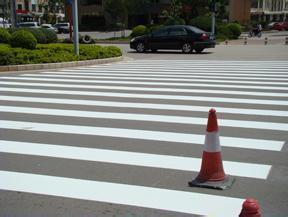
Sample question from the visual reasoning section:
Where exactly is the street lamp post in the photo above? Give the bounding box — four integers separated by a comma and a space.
211, 0, 216, 39
72, 0, 79, 56
10, 0, 17, 27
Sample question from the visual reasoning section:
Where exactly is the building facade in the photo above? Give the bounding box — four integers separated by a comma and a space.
78, 0, 170, 30
250, 0, 288, 21
229, 0, 251, 24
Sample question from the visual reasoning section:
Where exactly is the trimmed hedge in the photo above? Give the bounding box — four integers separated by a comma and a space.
9, 27, 58, 44
10, 30, 37, 49
225, 23, 242, 39
131, 25, 149, 37
189, 16, 211, 32
0, 43, 122, 65
0, 28, 11, 43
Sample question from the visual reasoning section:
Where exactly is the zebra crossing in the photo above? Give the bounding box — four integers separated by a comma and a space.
0, 60, 287, 217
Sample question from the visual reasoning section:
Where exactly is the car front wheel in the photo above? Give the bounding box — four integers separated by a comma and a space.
182, 43, 192, 54
136, 42, 146, 53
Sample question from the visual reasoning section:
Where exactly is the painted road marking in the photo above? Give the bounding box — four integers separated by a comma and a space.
2, 76, 287, 91
0, 120, 283, 151
20, 74, 288, 86
0, 87, 287, 106
1, 81, 287, 97
0, 105, 287, 132
0, 170, 244, 217
0, 95, 287, 117
0, 140, 271, 179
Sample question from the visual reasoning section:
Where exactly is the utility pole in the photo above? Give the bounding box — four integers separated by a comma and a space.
72, 0, 79, 56
211, 0, 216, 39
10, 0, 17, 27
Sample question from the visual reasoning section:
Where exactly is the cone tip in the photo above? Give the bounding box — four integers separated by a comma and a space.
209, 108, 216, 114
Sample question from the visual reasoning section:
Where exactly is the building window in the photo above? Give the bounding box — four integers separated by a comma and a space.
17, 4, 22, 10
32, 4, 36, 11
285, 0, 288, 10
251, 0, 258, 8
38, 5, 42, 12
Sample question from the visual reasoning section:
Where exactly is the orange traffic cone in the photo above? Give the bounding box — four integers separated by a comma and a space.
239, 198, 261, 217
188, 108, 234, 190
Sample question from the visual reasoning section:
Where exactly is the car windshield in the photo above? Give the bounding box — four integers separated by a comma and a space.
187, 26, 205, 33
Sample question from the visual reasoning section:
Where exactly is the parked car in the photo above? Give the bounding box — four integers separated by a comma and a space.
53, 23, 70, 33
267, 22, 277, 30
41, 24, 58, 32
272, 22, 288, 31
130, 25, 215, 54
0, 18, 11, 28
17, 22, 40, 28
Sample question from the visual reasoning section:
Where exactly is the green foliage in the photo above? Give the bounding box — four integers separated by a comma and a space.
0, 28, 11, 43
164, 17, 185, 26
39, 28, 58, 43
10, 30, 37, 50
0, 44, 122, 65
225, 23, 242, 39
23, 28, 47, 43
131, 25, 149, 37
189, 16, 211, 31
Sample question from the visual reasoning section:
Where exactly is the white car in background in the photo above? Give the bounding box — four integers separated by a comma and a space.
18, 22, 40, 28
41, 24, 58, 32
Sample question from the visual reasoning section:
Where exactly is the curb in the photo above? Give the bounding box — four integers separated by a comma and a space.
0, 56, 124, 73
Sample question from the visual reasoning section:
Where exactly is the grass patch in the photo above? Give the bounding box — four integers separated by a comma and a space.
0, 43, 122, 65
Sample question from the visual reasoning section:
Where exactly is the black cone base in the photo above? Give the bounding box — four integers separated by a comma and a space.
188, 176, 235, 190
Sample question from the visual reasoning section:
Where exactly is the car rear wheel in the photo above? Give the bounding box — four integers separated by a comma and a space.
182, 43, 192, 54
136, 42, 146, 53
195, 48, 204, 54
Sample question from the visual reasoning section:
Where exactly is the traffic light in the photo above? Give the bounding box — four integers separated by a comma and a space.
210, 0, 217, 12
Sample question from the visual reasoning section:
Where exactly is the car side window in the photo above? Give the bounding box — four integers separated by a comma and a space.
152, 29, 168, 37
169, 28, 187, 36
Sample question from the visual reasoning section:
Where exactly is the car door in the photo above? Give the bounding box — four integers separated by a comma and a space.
166, 27, 189, 49
149, 28, 169, 50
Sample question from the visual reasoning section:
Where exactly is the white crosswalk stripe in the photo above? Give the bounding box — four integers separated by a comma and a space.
0, 60, 287, 217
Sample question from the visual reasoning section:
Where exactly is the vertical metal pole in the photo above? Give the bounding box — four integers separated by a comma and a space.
11, 0, 17, 27
72, 0, 79, 56
211, 0, 216, 39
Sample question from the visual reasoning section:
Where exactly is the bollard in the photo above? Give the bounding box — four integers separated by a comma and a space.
285, 37, 288, 45
239, 198, 261, 217
244, 37, 247, 45
225, 40, 228, 45
264, 37, 268, 45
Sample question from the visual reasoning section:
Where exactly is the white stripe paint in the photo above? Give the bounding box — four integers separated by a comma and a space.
62, 69, 288, 77
1, 95, 287, 117
0, 140, 271, 179
40, 71, 288, 81
0, 120, 283, 151
0, 170, 244, 217
0, 87, 287, 106
1, 105, 287, 132
1, 81, 287, 97
2, 77, 288, 91
20, 74, 288, 85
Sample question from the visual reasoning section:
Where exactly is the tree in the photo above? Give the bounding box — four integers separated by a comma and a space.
162, 0, 185, 25
40, 0, 65, 24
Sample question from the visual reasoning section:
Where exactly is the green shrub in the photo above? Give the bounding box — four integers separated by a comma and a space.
10, 30, 37, 49
0, 28, 11, 43
217, 25, 232, 39
131, 25, 149, 37
23, 28, 47, 43
39, 28, 58, 43
0, 43, 122, 65
189, 16, 211, 31
225, 23, 242, 39
164, 17, 185, 26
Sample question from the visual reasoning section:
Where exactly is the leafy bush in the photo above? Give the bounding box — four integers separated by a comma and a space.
23, 28, 47, 43
131, 25, 149, 37
0, 44, 122, 65
225, 23, 242, 39
189, 16, 211, 31
10, 30, 37, 50
164, 17, 185, 26
217, 25, 232, 39
0, 28, 11, 43
39, 28, 58, 43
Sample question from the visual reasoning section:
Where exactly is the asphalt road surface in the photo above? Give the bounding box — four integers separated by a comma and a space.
0, 58, 287, 217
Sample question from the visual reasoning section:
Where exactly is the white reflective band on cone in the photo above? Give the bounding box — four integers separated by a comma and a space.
204, 132, 221, 152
